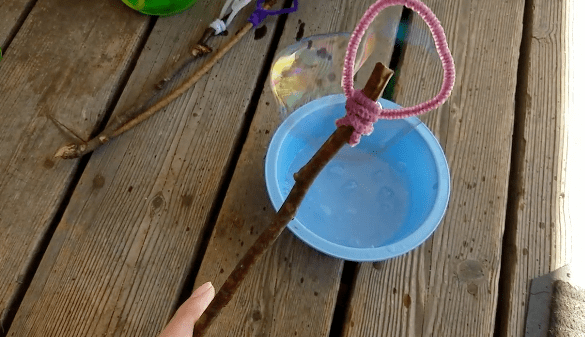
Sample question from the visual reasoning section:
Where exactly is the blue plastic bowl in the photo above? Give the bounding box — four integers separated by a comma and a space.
265, 94, 450, 261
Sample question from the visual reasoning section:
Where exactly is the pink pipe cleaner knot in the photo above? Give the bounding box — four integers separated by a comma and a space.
336, 89, 383, 146
337, 0, 456, 146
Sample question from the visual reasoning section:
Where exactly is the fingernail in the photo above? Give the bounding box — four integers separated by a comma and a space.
191, 282, 213, 298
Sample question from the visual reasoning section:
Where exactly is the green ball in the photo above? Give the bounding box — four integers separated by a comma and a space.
121, 0, 198, 16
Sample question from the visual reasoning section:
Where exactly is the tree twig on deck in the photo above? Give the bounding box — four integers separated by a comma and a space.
54, 0, 277, 159
192, 62, 394, 337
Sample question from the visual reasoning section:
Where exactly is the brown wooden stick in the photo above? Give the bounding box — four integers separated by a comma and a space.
54, 1, 277, 159
54, 26, 252, 159
155, 27, 215, 90
192, 62, 393, 337
104, 26, 218, 136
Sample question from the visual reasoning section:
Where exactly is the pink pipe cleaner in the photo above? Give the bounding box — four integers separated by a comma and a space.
336, 0, 456, 146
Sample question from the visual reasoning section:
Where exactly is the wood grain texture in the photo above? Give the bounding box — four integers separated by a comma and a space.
343, 1, 524, 336
565, 1, 585, 284
6, 0, 282, 336
0, 0, 35, 49
192, 1, 402, 336
0, 0, 149, 331
500, 0, 572, 335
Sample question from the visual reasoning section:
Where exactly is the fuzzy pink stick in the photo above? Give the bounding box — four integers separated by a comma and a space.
337, 0, 456, 145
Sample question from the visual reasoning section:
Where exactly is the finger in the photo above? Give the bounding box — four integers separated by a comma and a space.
157, 282, 215, 337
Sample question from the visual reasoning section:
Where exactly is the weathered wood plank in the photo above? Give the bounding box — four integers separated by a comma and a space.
0, 0, 35, 49
6, 1, 285, 336
0, 0, 149, 331
343, 1, 524, 336
499, 0, 572, 335
192, 1, 402, 336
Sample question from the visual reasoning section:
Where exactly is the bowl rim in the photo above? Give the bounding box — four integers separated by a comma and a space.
265, 94, 450, 262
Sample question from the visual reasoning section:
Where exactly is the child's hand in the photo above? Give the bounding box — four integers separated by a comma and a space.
158, 282, 215, 337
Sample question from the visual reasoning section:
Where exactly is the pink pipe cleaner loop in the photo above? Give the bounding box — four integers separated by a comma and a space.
336, 0, 456, 146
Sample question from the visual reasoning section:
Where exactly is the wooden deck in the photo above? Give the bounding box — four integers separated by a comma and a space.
0, 0, 578, 336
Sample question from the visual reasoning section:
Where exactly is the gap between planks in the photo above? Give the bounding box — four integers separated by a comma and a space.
382, 8, 412, 101
0, 0, 39, 52
494, 0, 533, 334
0, 155, 88, 337
495, 0, 573, 335
329, 7, 411, 337
88, 16, 159, 141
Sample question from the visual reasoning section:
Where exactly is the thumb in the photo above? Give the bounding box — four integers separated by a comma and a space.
158, 282, 215, 337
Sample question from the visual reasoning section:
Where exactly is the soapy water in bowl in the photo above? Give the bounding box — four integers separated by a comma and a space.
269, 8, 443, 250
283, 143, 410, 248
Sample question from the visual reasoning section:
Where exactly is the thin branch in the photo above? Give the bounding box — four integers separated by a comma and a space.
98, 27, 217, 146
54, 1, 277, 159
155, 27, 215, 90
192, 63, 394, 337
45, 113, 86, 143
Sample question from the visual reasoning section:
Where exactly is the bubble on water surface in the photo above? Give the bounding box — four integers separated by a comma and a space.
328, 164, 346, 176
342, 180, 358, 191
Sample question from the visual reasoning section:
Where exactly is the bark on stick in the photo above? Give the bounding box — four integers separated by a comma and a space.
192, 62, 393, 337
